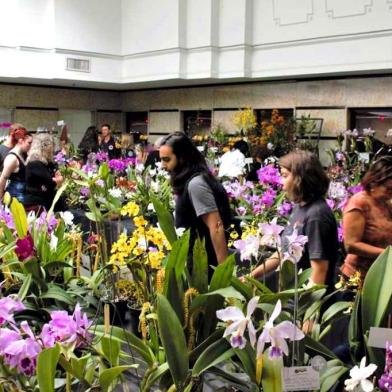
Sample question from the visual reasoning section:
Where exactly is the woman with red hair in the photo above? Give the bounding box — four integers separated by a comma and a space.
0, 127, 32, 203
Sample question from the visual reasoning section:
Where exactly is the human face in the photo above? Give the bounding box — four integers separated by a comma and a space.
101, 126, 110, 139
159, 145, 177, 172
280, 167, 294, 199
20, 136, 32, 153
370, 179, 392, 201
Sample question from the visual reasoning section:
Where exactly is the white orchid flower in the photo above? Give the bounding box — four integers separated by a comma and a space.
259, 217, 284, 248
256, 300, 304, 359
60, 211, 74, 226
233, 235, 260, 262
49, 233, 58, 251
344, 357, 377, 392
283, 229, 308, 264
216, 296, 259, 349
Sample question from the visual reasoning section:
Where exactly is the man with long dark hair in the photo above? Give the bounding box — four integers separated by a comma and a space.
159, 132, 231, 270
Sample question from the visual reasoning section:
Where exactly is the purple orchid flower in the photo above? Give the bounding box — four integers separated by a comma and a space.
277, 201, 293, 217
379, 342, 392, 391
257, 165, 282, 187
256, 300, 304, 359
3, 321, 42, 376
0, 297, 25, 325
216, 296, 259, 349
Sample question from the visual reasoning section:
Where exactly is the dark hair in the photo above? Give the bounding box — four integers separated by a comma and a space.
361, 156, 392, 192
101, 124, 111, 130
233, 140, 249, 156
160, 132, 211, 193
279, 150, 329, 203
78, 126, 99, 158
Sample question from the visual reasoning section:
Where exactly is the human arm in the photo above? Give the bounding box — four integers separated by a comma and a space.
247, 251, 280, 279
0, 155, 18, 198
201, 211, 228, 264
343, 209, 385, 258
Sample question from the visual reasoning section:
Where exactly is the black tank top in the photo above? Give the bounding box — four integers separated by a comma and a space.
8, 152, 26, 183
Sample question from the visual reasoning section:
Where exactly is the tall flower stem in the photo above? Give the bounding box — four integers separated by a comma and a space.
292, 261, 299, 367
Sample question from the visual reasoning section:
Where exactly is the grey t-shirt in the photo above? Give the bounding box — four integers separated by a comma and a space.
0, 144, 10, 172
187, 174, 218, 217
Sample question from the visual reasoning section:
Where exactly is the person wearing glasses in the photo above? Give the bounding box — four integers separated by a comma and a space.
342, 156, 392, 279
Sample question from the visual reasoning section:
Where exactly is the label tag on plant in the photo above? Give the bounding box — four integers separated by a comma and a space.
358, 152, 370, 163
196, 146, 204, 152
282, 366, 320, 391
245, 157, 253, 164
368, 327, 392, 348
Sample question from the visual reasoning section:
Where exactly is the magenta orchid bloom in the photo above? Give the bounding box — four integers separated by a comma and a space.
216, 296, 259, 349
3, 321, 42, 376
15, 234, 36, 261
0, 296, 25, 325
256, 300, 304, 359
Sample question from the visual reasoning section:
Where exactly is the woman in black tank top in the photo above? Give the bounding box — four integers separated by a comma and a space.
0, 128, 32, 204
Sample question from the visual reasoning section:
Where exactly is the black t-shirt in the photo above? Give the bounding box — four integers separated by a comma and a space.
281, 198, 338, 291
99, 136, 120, 159
25, 161, 57, 210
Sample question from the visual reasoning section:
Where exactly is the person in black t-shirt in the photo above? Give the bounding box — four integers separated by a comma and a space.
159, 132, 231, 268
99, 124, 120, 159
24, 133, 65, 212
248, 150, 338, 292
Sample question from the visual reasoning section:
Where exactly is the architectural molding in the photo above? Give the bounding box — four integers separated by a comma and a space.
325, 0, 373, 19
272, 0, 314, 26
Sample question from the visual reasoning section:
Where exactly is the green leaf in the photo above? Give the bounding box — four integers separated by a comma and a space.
151, 194, 177, 245
189, 329, 224, 364
192, 238, 208, 293
93, 325, 155, 367
99, 365, 137, 392
17, 273, 32, 301
262, 352, 283, 392
100, 335, 120, 367
156, 294, 189, 388
321, 301, 351, 325
303, 335, 337, 360
280, 260, 295, 290
37, 344, 60, 392
10, 198, 27, 238
320, 362, 349, 392
203, 255, 235, 339
348, 293, 363, 363
362, 246, 392, 331
70, 354, 91, 381
234, 344, 256, 383
192, 338, 233, 376
41, 284, 75, 305
230, 276, 253, 301
47, 180, 68, 218
205, 286, 245, 301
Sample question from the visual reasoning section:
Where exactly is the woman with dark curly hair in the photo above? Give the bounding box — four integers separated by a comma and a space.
249, 150, 338, 291
342, 156, 392, 278
77, 126, 99, 163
